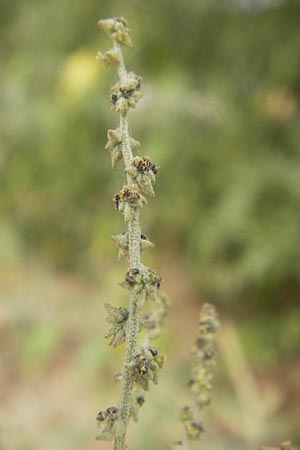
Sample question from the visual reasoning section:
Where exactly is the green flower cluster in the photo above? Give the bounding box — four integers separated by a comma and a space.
126, 347, 165, 391
96, 47, 120, 68
104, 302, 156, 348
125, 156, 159, 197
110, 72, 142, 115
120, 265, 162, 306
104, 303, 129, 347
113, 184, 147, 222
98, 17, 133, 48
96, 406, 119, 441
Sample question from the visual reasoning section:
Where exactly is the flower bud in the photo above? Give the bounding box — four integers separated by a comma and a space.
98, 17, 133, 48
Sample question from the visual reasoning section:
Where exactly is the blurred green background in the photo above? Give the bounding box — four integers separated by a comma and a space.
1, 0, 300, 449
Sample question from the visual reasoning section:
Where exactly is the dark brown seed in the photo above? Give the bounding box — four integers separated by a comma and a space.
107, 406, 118, 415
96, 410, 105, 422
148, 347, 158, 357
111, 94, 118, 104
116, 17, 127, 27
136, 395, 145, 406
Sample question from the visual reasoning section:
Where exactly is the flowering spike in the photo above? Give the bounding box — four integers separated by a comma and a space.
97, 18, 167, 450
178, 303, 219, 444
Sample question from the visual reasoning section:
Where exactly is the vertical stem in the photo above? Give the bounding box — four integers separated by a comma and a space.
112, 41, 142, 450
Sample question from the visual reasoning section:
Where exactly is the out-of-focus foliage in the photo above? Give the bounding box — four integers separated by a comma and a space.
1, 0, 300, 302
1, 263, 299, 450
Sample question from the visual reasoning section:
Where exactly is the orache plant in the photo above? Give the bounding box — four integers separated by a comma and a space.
96, 17, 166, 450
95, 17, 220, 450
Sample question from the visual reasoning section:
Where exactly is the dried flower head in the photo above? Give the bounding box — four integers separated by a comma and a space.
125, 156, 159, 197
126, 347, 165, 391
113, 184, 147, 222
120, 266, 162, 306
96, 406, 119, 441
111, 73, 142, 115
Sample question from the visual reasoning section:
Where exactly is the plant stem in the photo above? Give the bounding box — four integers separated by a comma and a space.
113, 41, 142, 450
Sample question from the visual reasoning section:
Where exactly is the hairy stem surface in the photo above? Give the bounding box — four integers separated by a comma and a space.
113, 41, 141, 450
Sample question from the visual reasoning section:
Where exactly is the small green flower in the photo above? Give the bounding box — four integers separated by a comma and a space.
126, 347, 165, 391
120, 266, 162, 306
97, 48, 120, 67
104, 302, 155, 347
104, 303, 129, 347
140, 233, 155, 251
113, 185, 147, 222
105, 128, 123, 168
110, 232, 129, 259
105, 302, 129, 324
110, 72, 142, 115
95, 406, 119, 441
98, 17, 133, 48
105, 128, 140, 168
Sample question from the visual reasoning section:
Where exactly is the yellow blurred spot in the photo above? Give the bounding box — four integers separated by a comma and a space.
262, 88, 297, 122
60, 48, 101, 98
